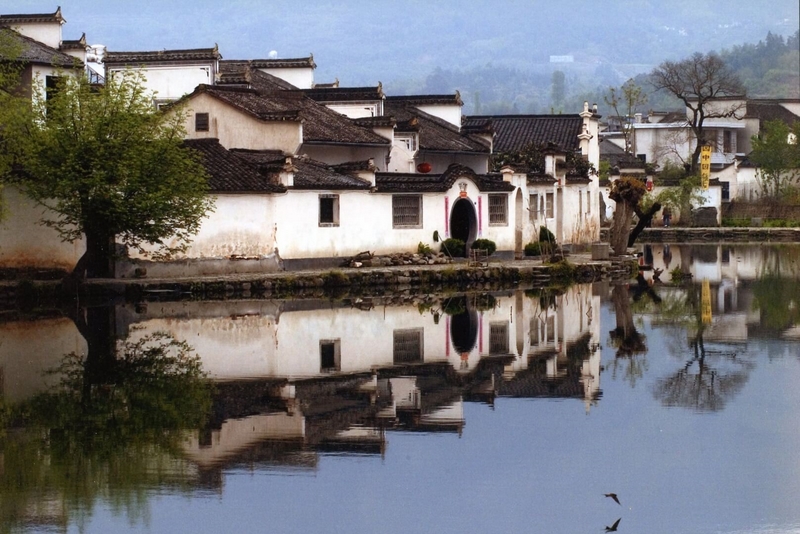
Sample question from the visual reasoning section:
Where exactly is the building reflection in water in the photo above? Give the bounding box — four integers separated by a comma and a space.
101, 284, 602, 473
4, 245, 800, 529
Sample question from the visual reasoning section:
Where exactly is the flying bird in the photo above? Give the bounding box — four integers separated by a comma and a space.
604, 493, 621, 505
605, 517, 621, 532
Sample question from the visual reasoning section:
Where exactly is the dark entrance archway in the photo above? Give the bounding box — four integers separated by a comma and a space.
450, 304, 479, 354
449, 198, 477, 256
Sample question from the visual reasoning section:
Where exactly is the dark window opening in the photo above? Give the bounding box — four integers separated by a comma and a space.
320, 339, 341, 372
319, 194, 339, 226
195, 112, 210, 132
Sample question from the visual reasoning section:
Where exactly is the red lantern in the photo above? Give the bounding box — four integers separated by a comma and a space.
417, 162, 432, 173
646, 177, 654, 191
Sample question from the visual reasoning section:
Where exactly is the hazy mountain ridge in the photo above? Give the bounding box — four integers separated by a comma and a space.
6, 0, 799, 113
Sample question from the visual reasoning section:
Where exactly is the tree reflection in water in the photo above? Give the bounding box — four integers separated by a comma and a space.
0, 314, 212, 531
649, 280, 754, 412
607, 282, 649, 387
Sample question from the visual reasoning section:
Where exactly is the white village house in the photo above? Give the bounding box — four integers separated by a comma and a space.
1, 7, 602, 277
601, 97, 800, 225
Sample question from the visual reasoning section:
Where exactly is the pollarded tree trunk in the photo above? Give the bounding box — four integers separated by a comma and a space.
610, 201, 635, 256
628, 202, 662, 247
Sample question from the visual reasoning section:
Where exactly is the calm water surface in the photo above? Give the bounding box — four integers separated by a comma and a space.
2, 244, 800, 534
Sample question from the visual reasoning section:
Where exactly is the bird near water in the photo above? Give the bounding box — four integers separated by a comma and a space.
604, 493, 621, 505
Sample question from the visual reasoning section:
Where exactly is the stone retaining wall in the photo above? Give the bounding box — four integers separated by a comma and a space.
639, 227, 800, 243
82, 259, 637, 302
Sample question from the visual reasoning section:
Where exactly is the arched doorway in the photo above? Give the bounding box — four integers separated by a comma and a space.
449, 198, 477, 256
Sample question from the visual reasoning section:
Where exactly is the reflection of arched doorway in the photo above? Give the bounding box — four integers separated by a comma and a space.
450, 305, 479, 353
514, 189, 523, 259
450, 198, 477, 255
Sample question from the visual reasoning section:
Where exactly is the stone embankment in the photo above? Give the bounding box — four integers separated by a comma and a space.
601, 227, 800, 243
80, 255, 636, 302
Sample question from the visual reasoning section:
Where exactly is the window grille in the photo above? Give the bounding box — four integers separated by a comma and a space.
195, 112, 210, 132
393, 328, 423, 363
488, 194, 508, 225
392, 195, 422, 227
489, 322, 509, 354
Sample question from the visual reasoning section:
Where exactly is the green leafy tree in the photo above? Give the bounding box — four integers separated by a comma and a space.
654, 162, 706, 224
6, 72, 214, 279
604, 79, 648, 153
749, 119, 800, 200
650, 52, 746, 173
0, 29, 28, 221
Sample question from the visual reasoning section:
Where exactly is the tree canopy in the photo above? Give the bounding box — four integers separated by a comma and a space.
749, 119, 800, 200
649, 52, 745, 173
5, 71, 214, 278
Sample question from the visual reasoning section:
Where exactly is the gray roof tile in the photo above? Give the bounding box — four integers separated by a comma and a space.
463, 115, 584, 153
0, 28, 80, 67
105, 46, 221, 64
195, 85, 390, 146
375, 164, 514, 193
386, 101, 490, 154
184, 138, 286, 193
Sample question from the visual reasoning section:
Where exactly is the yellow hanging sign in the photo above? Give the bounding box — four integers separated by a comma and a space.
701, 279, 712, 325
700, 145, 712, 190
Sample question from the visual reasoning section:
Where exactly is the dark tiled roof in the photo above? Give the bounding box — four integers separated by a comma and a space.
231, 150, 371, 190
565, 175, 592, 184
527, 173, 558, 184
197, 85, 389, 146
375, 164, 514, 193
386, 102, 490, 154
104, 46, 221, 65
463, 115, 584, 153
599, 138, 645, 169
0, 29, 79, 67
303, 84, 384, 102
313, 79, 339, 88
745, 100, 800, 125
354, 116, 396, 128
0, 7, 64, 25
386, 93, 463, 106
218, 63, 298, 90
198, 85, 302, 121
184, 138, 285, 193
60, 33, 86, 51
292, 158, 372, 189
330, 160, 376, 173
240, 56, 316, 69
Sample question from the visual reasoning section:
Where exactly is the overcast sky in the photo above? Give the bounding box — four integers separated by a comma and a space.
4, 1, 799, 87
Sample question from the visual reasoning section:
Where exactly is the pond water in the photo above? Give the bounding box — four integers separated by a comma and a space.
2, 244, 800, 534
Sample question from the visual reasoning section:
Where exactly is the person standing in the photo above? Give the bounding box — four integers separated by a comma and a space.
662, 206, 672, 227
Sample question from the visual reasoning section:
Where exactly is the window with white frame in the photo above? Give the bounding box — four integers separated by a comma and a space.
392, 195, 422, 228
488, 194, 508, 225
395, 134, 418, 152
545, 192, 554, 218
529, 193, 539, 223
319, 194, 340, 226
